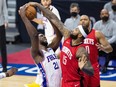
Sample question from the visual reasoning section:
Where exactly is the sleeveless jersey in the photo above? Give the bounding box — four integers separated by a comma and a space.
83, 29, 100, 87
35, 48, 61, 87
60, 38, 84, 84
83, 29, 98, 65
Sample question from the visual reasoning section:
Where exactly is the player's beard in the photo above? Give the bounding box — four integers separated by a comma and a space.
70, 33, 78, 40
82, 23, 89, 29
41, 41, 48, 47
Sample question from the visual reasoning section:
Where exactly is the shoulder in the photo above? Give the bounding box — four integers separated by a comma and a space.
50, 5, 59, 12
95, 20, 102, 24
108, 19, 116, 26
95, 30, 104, 39
65, 18, 72, 22
104, 2, 112, 7
93, 20, 101, 28
110, 19, 116, 23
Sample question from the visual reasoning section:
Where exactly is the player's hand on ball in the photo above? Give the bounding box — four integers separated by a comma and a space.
19, 4, 36, 20
18, 4, 27, 17
25, 5, 37, 20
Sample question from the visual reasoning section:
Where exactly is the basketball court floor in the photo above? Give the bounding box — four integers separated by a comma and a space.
0, 43, 116, 87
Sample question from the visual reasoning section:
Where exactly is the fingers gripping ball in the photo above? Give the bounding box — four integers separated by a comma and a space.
25, 6, 37, 20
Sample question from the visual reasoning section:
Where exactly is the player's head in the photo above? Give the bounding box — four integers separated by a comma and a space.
70, 3, 80, 17
79, 15, 91, 29
70, 25, 89, 40
100, 9, 109, 22
38, 33, 48, 47
41, 0, 52, 9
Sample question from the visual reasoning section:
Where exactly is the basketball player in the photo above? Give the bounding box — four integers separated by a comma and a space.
27, 2, 95, 87
0, 67, 17, 79
19, 4, 62, 87
79, 15, 113, 87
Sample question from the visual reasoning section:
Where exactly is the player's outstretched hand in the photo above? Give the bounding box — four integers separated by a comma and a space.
6, 67, 18, 77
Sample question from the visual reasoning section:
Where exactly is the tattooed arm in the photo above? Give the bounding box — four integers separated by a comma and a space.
28, 2, 70, 40
76, 47, 94, 76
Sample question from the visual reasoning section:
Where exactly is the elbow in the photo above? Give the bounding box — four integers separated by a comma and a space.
107, 46, 113, 53
110, 47, 113, 53
86, 67, 94, 76
104, 45, 113, 53
89, 68, 94, 76
82, 67, 94, 76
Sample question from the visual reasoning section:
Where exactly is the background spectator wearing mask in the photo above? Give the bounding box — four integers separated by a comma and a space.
109, 0, 116, 22
93, 9, 116, 73
104, 0, 114, 12
64, 3, 80, 30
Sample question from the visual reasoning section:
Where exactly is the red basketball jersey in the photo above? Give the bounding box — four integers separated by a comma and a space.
60, 38, 84, 85
82, 29, 100, 87
83, 29, 98, 65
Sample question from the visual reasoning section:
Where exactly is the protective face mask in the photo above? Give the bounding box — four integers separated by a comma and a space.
71, 12, 78, 17
112, 5, 116, 11
101, 16, 109, 22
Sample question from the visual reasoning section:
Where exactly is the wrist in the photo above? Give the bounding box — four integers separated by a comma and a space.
5, 72, 9, 77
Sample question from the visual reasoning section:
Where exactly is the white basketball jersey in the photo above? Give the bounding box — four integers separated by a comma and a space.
35, 48, 61, 87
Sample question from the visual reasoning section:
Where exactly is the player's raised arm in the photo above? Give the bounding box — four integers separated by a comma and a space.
19, 5, 43, 63
28, 2, 70, 40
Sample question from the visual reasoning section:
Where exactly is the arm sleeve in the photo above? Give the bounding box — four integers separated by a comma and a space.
108, 23, 116, 43
3, 0, 8, 22
93, 22, 99, 30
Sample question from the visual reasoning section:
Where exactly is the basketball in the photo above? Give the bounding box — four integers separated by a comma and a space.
25, 5, 37, 20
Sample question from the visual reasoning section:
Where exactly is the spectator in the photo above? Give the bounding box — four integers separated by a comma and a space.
37, 0, 61, 44
109, 0, 116, 22
104, 0, 116, 12
93, 9, 116, 73
64, 3, 80, 30
0, 0, 8, 72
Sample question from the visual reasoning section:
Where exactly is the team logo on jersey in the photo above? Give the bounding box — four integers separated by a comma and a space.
62, 46, 72, 60
83, 38, 94, 45
47, 54, 57, 62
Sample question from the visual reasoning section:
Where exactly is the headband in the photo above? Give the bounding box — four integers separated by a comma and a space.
77, 25, 87, 38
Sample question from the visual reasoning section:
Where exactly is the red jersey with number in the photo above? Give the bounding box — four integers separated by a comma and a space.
83, 29, 98, 65
60, 37, 86, 87
83, 29, 100, 87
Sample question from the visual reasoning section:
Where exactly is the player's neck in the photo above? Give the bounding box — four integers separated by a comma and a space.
39, 45, 48, 51
71, 39, 82, 46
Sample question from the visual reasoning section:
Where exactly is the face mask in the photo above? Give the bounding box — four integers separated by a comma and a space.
101, 16, 109, 22
112, 5, 116, 11
71, 12, 78, 17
